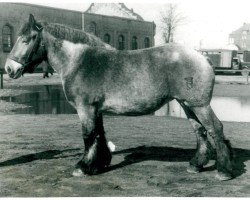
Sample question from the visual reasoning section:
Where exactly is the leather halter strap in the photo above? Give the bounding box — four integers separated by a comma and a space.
8, 25, 46, 71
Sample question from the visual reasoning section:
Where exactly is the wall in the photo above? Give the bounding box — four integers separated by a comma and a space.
83, 13, 155, 50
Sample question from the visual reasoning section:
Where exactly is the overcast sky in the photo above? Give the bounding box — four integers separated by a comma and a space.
2, 0, 250, 49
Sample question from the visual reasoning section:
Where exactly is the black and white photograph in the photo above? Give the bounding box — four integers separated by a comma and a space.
0, 0, 249, 197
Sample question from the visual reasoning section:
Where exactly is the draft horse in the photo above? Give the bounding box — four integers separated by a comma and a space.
5, 15, 234, 180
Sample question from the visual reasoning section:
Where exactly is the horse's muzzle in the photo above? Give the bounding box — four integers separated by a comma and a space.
5, 58, 24, 79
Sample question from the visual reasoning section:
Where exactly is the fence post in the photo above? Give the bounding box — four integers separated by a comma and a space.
0, 69, 3, 89
247, 72, 249, 85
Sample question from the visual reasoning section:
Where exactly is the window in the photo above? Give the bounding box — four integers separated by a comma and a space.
229, 37, 234, 44
242, 30, 248, 40
242, 42, 246, 48
132, 36, 138, 50
2, 24, 13, 52
242, 30, 248, 35
87, 22, 97, 35
242, 35, 247, 40
104, 33, 111, 44
144, 37, 150, 48
118, 35, 125, 50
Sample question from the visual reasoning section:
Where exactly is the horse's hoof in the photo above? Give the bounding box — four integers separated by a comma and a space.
215, 172, 233, 181
72, 168, 85, 177
187, 165, 202, 174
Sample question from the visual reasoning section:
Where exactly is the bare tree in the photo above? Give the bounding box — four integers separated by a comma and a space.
161, 4, 187, 43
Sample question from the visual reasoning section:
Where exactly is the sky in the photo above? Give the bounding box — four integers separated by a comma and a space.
2, 0, 250, 49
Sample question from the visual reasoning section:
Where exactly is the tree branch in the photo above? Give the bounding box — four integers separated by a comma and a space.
160, 3, 187, 43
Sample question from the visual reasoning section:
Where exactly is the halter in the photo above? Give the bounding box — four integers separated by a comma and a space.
8, 25, 46, 73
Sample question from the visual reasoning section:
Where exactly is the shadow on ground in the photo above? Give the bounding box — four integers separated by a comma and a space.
0, 146, 249, 179
0, 148, 82, 167
111, 146, 250, 179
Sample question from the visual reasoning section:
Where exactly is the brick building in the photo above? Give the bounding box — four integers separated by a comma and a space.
229, 23, 250, 50
0, 3, 155, 70
84, 3, 155, 50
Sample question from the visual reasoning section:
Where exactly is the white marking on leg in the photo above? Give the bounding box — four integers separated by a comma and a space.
72, 168, 85, 177
87, 141, 97, 161
108, 141, 116, 152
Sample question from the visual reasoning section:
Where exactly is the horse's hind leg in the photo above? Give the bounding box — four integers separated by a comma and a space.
73, 104, 111, 176
179, 101, 214, 173
192, 105, 233, 180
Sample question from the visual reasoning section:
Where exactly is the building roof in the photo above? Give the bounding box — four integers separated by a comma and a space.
230, 23, 250, 35
221, 44, 240, 50
85, 3, 144, 21
9, 2, 83, 14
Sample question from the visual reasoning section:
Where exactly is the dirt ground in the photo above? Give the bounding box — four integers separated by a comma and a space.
0, 74, 250, 197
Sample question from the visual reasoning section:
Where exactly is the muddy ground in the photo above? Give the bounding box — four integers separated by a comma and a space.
0, 74, 249, 197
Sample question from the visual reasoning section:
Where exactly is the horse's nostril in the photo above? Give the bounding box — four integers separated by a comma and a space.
6, 66, 12, 74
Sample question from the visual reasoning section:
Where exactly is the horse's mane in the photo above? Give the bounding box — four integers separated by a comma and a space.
19, 21, 111, 48
43, 22, 110, 48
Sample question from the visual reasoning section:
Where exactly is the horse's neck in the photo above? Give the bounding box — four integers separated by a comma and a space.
43, 31, 87, 74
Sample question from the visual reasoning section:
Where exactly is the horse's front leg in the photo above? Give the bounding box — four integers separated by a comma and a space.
73, 104, 112, 176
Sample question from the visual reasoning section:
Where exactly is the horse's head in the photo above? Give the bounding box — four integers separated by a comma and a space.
5, 14, 46, 79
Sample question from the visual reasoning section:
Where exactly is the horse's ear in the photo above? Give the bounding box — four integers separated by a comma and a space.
29, 14, 36, 25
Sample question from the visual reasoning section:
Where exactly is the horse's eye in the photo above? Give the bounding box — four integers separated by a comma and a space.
21, 36, 30, 44
22, 39, 29, 44
32, 35, 37, 40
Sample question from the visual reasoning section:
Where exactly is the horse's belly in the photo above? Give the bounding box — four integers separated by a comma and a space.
101, 95, 170, 115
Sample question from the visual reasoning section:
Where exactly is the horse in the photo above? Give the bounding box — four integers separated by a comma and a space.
5, 14, 233, 181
